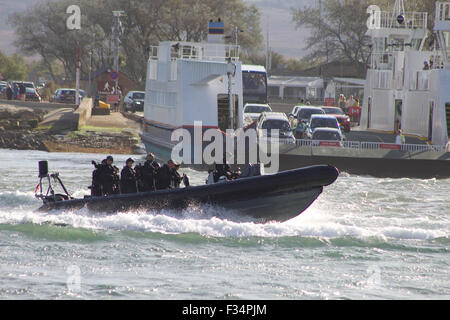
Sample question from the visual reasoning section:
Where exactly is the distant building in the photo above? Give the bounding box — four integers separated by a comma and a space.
300, 60, 368, 79
268, 76, 365, 105
268, 76, 324, 102
267, 60, 367, 104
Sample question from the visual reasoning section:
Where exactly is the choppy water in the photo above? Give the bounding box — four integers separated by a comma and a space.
0, 149, 448, 300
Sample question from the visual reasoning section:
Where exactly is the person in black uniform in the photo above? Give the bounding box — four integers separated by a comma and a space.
156, 159, 182, 190
214, 155, 233, 182
99, 155, 119, 195
120, 158, 137, 194
6, 84, 13, 100
136, 153, 160, 192
90, 159, 106, 196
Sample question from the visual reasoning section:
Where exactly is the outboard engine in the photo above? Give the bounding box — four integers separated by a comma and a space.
206, 171, 215, 184
35, 161, 72, 204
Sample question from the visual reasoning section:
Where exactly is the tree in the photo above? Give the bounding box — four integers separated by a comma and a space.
291, 0, 373, 67
291, 0, 442, 69
8, 0, 263, 87
0, 51, 29, 80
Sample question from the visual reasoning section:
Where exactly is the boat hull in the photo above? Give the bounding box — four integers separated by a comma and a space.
37, 165, 338, 223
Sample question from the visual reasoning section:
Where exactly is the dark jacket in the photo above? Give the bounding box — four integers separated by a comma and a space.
156, 164, 181, 190
137, 160, 159, 191
120, 166, 137, 194
19, 84, 26, 94
6, 87, 13, 100
214, 163, 232, 182
98, 163, 119, 195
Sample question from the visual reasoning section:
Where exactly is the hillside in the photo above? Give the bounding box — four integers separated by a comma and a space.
0, 0, 313, 59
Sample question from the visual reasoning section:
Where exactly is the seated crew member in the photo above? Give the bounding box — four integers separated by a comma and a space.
137, 153, 160, 191
214, 154, 241, 182
156, 159, 182, 190
99, 155, 119, 196
214, 155, 233, 182
120, 158, 137, 194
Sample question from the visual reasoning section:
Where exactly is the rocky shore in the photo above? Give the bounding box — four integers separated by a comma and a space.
0, 105, 142, 154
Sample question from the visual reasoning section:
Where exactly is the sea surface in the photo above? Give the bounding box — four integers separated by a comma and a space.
0, 149, 448, 300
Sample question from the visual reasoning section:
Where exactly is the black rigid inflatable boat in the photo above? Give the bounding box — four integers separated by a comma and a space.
35, 162, 339, 223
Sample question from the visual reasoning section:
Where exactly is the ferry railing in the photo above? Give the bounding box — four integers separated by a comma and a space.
373, 11, 427, 30
287, 139, 446, 152
436, 2, 450, 23
148, 43, 240, 61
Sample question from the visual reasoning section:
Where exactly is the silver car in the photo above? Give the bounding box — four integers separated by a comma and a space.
124, 91, 145, 112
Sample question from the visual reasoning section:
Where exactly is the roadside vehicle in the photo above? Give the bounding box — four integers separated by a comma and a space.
25, 87, 41, 102
123, 91, 145, 112
51, 88, 86, 104
0, 82, 7, 98
321, 106, 351, 132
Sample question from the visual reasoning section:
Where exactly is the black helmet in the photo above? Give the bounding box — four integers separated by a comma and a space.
126, 158, 134, 164
106, 155, 113, 161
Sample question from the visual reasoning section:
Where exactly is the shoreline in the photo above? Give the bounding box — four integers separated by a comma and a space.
0, 104, 143, 155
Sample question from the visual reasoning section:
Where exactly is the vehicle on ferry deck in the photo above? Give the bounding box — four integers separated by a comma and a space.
242, 65, 268, 104
243, 103, 272, 125
311, 127, 343, 146
257, 112, 295, 143
306, 114, 341, 139
289, 105, 303, 119
321, 106, 351, 132
291, 106, 325, 139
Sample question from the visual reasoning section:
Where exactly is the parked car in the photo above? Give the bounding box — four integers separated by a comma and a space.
243, 103, 272, 125
291, 106, 325, 139
22, 81, 36, 89
306, 115, 341, 139
51, 88, 86, 104
0, 82, 7, 98
257, 112, 295, 143
25, 87, 41, 102
321, 106, 351, 132
123, 91, 145, 112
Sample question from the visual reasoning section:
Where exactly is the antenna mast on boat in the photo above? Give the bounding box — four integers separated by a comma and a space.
391, 0, 406, 27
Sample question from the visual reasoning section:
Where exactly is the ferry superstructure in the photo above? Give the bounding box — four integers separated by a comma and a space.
140, 20, 267, 160
361, 0, 450, 146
